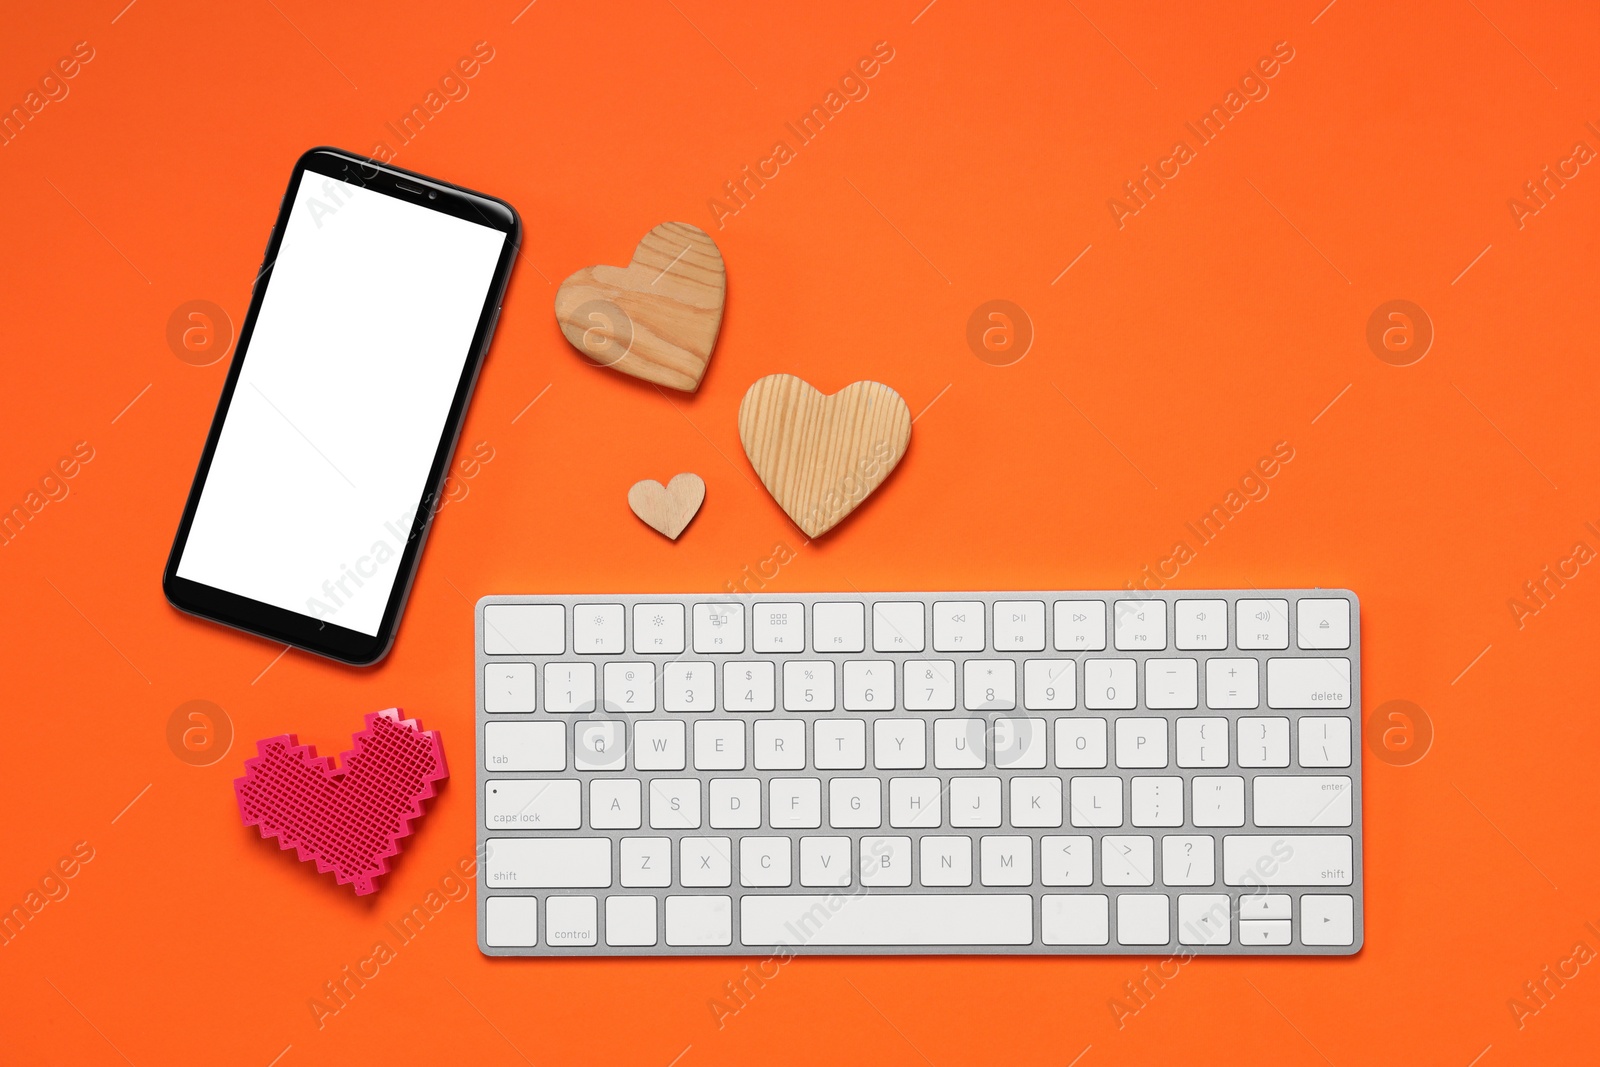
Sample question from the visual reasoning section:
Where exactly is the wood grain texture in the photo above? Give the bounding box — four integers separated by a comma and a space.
554, 222, 725, 392
737, 374, 911, 538
627, 473, 706, 540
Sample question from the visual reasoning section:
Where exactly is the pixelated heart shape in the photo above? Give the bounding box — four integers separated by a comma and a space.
738, 374, 911, 538
553, 221, 725, 392
234, 709, 447, 895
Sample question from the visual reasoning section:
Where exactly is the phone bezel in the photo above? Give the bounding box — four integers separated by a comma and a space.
162, 146, 521, 666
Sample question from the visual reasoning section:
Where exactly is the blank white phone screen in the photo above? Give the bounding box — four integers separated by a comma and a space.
177, 172, 506, 636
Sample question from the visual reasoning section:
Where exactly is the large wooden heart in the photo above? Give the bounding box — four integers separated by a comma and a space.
738, 374, 911, 538
553, 222, 725, 392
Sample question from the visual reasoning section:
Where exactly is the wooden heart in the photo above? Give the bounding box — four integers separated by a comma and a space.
554, 222, 725, 392
628, 473, 706, 540
738, 374, 911, 538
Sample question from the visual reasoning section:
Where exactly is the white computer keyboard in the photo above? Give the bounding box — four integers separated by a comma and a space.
475, 590, 1361, 956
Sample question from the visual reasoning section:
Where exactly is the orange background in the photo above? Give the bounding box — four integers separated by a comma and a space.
3, 1, 1598, 1063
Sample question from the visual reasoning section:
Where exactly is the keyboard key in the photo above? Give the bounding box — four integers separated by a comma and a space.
1084, 659, 1137, 709
1055, 718, 1108, 769
1115, 717, 1168, 768
694, 720, 745, 770
709, 778, 760, 828
920, 836, 973, 886
1238, 717, 1290, 767
964, 660, 1016, 710
649, 779, 700, 828
754, 603, 805, 652
662, 662, 714, 712
1161, 835, 1215, 886
1054, 600, 1106, 651
992, 716, 1048, 770
1297, 598, 1351, 650
1236, 599, 1290, 649
1040, 836, 1093, 885
1144, 659, 1198, 709
1010, 777, 1062, 827
769, 777, 821, 828
665, 895, 732, 946
633, 603, 685, 653
753, 720, 804, 769
484, 664, 536, 713
843, 661, 894, 710
590, 779, 641, 829
485, 838, 611, 888
889, 777, 942, 827
981, 835, 1032, 886
950, 777, 1003, 827
692, 602, 745, 653
829, 777, 881, 827
740, 837, 792, 886
1174, 600, 1227, 650
861, 836, 913, 886
545, 896, 598, 947
1176, 717, 1229, 768
574, 604, 624, 653
602, 662, 655, 712
1253, 776, 1353, 827
815, 719, 867, 769
485, 721, 564, 771
483, 604, 564, 655
1131, 776, 1183, 826
1102, 835, 1154, 885
680, 837, 732, 887
1113, 599, 1167, 650
800, 837, 851, 887
1192, 777, 1244, 827
903, 659, 957, 710
783, 661, 836, 711
633, 720, 685, 770
813, 601, 865, 651
1042, 894, 1109, 944
739, 894, 1032, 946
1240, 919, 1291, 946
485, 780, 580, 830
619, 837, 670, 887
1024, 659, 1075, 710
1177, 894, 1231, 945
1070, 776, 1122, 827
485, 896, 537, 947
935, 718, 987, 769
723, 661, 776, 711
1301, 894, 1355, 945
1267, 658, 1352, 709
605, 896, 657, 946
1116, 894, 1169, 945
574, 721, 625, 772
994, 600, 1046, 651
873, 601, 926, 652
933, 601, 985, 651
1239, 893, 1291, 919
544, 663, 597, 713
1298, 716, 1353, 768
874, 718, 927, 769
1222, 836, 1353, 886
1205, 658, 1260, 709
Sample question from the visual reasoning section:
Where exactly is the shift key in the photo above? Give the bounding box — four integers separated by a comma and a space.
1223, 835, 1352, 886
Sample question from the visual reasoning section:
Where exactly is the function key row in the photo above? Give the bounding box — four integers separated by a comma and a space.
483, 597, 1353, 657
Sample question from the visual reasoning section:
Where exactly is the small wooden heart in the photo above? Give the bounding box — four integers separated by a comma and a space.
628, 473, 706, 540
554, 222, 725, 392
738, 374, 911, 538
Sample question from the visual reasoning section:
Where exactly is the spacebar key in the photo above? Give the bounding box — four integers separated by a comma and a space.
740, 894, 1032, 947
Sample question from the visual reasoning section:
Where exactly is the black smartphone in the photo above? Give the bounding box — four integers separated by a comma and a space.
163, 147, 520, 665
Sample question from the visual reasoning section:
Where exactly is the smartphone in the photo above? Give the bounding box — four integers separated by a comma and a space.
163, 147, 520, 665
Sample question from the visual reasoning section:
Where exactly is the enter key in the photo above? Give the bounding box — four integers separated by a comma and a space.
1252, 776, 1352, 827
